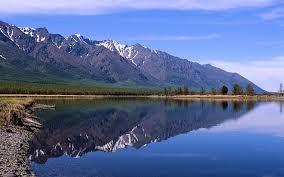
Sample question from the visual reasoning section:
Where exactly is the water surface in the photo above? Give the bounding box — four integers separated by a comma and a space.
30, 99, 284, 177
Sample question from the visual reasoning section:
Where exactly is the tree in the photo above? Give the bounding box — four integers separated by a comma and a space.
164, 88, 168, 96
183, 86, 189, 95
211, 87, 217, 95
168, 87, 172, 95
246, 84, 255, 96
221, 85, 228, 95
177, 87, 183, 95
200, 87, 205, 95
232, 84, 243, 95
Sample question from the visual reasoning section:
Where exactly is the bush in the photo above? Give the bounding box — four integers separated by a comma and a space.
246, 84, 255, 96
232, 84, 243, 95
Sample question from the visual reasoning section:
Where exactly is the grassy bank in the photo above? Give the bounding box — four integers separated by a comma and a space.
0, 98, 34, 126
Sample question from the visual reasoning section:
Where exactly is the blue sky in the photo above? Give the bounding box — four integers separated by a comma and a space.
0, 0, 283, 91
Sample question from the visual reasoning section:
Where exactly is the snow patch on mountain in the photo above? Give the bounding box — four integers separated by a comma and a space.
68, 34, 88, 44
20, 27, 35, 37
95, 125, 141, 152
74, 34, 81, 38
6, 27, 14, 42
95, 132, 138, 152
0, 26, 15, 42
20, 27, 47, 43
97, 39, 162, 67
0, 28, 7, 38
97, 40, 141, 66
97, 40, 126, 53
0, 54, 6, 60
69, 35, 78, 43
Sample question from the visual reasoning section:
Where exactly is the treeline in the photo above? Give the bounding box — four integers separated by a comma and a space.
0, 81, 257, 96
163, 84, 256, 96
0, 81, 161, 95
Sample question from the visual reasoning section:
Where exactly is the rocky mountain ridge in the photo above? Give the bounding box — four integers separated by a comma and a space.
0, 20, 264, 92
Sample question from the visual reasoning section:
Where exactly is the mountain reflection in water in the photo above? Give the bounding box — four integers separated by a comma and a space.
29, 99, 259, 164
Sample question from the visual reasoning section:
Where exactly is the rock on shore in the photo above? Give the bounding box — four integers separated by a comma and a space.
0, 126, 35, 177
0, 100, 47, 177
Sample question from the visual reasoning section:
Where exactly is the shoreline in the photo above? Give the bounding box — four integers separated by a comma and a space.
0, 94, 283, 101
0, 100, 43, 176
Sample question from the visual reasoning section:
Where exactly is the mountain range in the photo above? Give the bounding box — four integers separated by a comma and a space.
0, 21, 264, 92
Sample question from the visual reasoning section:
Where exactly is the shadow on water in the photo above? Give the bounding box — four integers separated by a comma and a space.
29, 98, 259, 164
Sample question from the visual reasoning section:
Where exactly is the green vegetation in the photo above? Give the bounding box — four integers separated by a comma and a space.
221, 85, 228, 95
164, 86, 196, 95
231, 84, 256, 96
232, 84, 243, 95
163, 84, 258, 96
0, 81, 161, 95
246, 84, 256, 96
0, 80, 260, 96
211, 87, 217, 95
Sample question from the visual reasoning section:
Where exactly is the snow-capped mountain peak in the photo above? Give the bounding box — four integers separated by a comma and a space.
97, 40, 141, 66
74, 34, 81, 38
96, 39, 163, 67
67, 34, 88, 45
20, 27, 35, 36
97, 39, 126, 52
20, 27, 47, 42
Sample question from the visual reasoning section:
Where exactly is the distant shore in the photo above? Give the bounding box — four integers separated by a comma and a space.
0, 94, 283, 101
161, 94, 284, 101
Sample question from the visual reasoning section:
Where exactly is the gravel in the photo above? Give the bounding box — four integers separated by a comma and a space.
0, 126, 35, 177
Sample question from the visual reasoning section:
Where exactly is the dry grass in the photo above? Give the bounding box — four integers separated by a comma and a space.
0, 98, 33, 105
0, 98, 34, 126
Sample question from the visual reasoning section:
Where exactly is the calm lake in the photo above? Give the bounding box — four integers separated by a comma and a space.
30, 98, 284, 177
